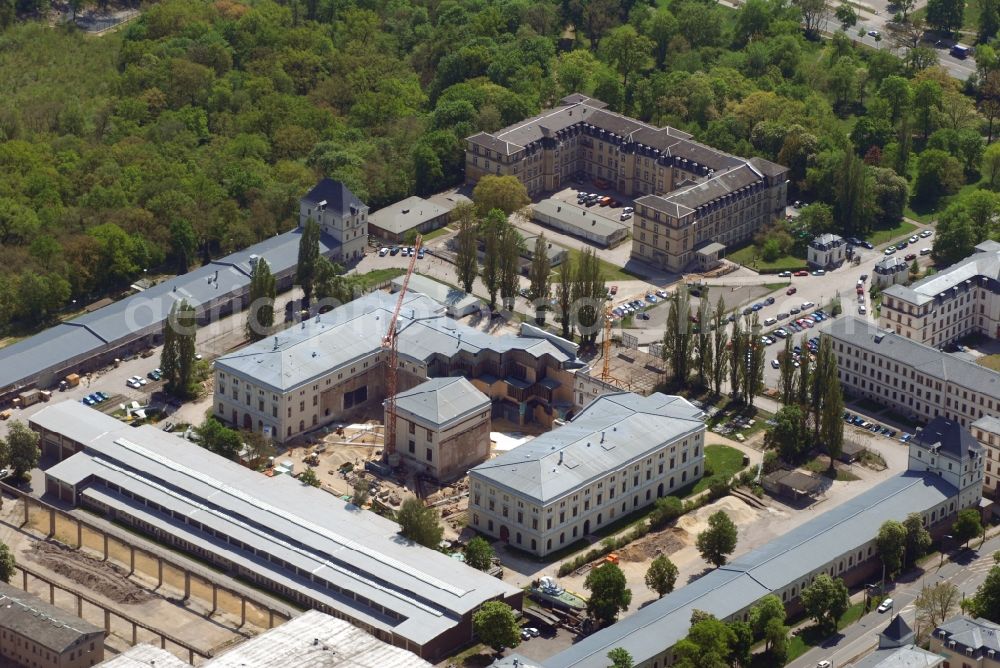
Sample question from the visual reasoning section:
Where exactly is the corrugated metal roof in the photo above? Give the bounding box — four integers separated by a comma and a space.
393, 377, 489, 428
207, 610, 432, 667
470, 393, 704, 503
531, 199, 628, 238
369, 196, 449, 235
390, 275, 481, 313
546, 472, 957, 668
99, 644, 190, 668
41, 403, 519, 648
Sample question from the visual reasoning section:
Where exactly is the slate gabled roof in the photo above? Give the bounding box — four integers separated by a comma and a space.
392, 377, 489, 428
913, 417, 983, 462
301, 179, 367, 216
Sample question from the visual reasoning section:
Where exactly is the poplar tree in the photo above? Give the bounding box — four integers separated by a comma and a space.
779, 335, 797, 406
161, 300, 197, 399
481, 210, 504, 311
696, 290, 712, 389
453, 203, 479, 294
729, 316, 743, 400
572, 248, 604, 345
557, 255, 573, 339
246, 257, 276, 342
711, 296, 729, 396
529, 234, 551, 324
499, 226, 523, 312
296, 218, 321, 308
745, 313, 765, 407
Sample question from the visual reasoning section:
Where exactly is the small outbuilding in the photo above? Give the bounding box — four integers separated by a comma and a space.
369, 196, 450, 243
391, 274, 482, 319
531, 199, 629, 247
762, 469, 824, 501
807, 233, 846, 269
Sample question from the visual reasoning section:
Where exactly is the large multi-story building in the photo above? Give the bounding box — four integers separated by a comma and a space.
0, 581, 104, 668
973, 416, 1000, 499
36, 401, 520, 661
298, 179, 369, 264
468, 392, 705, 557
545, 420, 983, 668
822, 316, 1000, 428
464, 94, 788, 273
880, 240, 1000, 347
212, 291, 579, 443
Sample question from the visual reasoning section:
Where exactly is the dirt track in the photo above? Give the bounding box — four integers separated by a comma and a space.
27, 541, 154, 605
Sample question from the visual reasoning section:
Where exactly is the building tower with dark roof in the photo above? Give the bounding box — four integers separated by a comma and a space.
908, 416, 985, 510
298, 179, 369, 264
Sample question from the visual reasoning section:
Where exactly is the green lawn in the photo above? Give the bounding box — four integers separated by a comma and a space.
785, 602, 866, 662
980, 354, 1000, 372
692, 444, 747, 494
867, 220, 917, 245
728, 245, 808, 273
803, 455, 861, 481
912, 0, 980, 34
562, 247, 642, 281
419, 225, 453, 241
352, 268, 404, 289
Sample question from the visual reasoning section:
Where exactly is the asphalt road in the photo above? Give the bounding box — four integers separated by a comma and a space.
789, 533, 1000, 668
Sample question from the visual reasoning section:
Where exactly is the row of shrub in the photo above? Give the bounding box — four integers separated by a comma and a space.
555, 474, 741, 577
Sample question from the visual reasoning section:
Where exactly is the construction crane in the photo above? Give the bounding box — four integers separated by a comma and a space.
382, 234, 422, 466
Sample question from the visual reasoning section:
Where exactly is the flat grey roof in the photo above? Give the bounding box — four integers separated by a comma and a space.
0, 227, 340, 393
40, 402, 519, 648
883, 240, 999, 306
214, 292, 573, 393
393, 377, 489, 429
546, 472, 956, 667
369, 196, 449, 235
0, 581, 103, 652
208, 610, 432, 667
822, 316, 1000, 397
531, 199, 628, 238
470, 393, 704, 504
973, 415, 1000, 436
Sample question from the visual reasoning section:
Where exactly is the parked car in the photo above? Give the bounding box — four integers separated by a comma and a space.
811, 269, 826, 276
786, 287, 797, 295
789, 306, 801, 315
389, 246, 400, 255
884, 247, 896, 255
860, 273, 868, 281
417, 248, 425, 259
920, 247, 932, 255
764, 317, 777, 326
794, 270, 809, 276
656, 290, 668, 299
897, 241, 909, 250
904, 253, 917, 261
620, 212, 632, 220
777, 312, 789, 320
817, 660, 832, 668
877, 598, 894, 613
801, 301, 815, 309
765, 296, 775, 305
623, 206, 634, 214
609, 285, 618, 295
378, 247, 389, 256
920, 229, 933, 238
778, 271, 792, 278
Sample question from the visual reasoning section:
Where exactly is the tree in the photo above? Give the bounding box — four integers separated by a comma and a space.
764, 617, 789, 662
473, 601, 520, 653
645, 7, 678, 67
571, 247, 605, 345
585, 563, 632, 626
969, 555, 1000, 621
246, 258, 276, 342
472, 175, 529, 216
877, 520, 908, 578
0, 542, 14, 583
834, 3, 857, 30
695, 290, 713, 389
397, 498, 444, 548
796, 0, 830, 36
834, 148, 871, 237
314, 258, 353, 304
926, 0, 964, 32
601, 25, 653, 92
453, 203, 479, 294
169, 219, 198, 273
645, 555, 679, 598
779, 336, 797, 405
727, 620, 754, 667
818, 340, 844, 470
801, 574, 849, 632
913, 80, 943, 141
673, 617, 736, 668
650, 496, 684, 528
481, 210, 505, 311
750, 594, 786, 640
161, 300, 197, 399
712, 296, 729, 397
743, 314, 765, 407
299, 467, 321, 487
296, 218, 321, 308
607, 647, 634, 668
529, 234, 551, 324
904, 512, 933, 567
557, 253, 573, 340
663, 287, 692, 385
953, 508, 984, 547
981, 0, 1000, 42
766, 405, 810, 463
351, 478, 369, 506
195, 418, 243, 460
696, 511, 738, 567
729, 316, 744, 401
499, 224, 524, 311
915, 582, 960, 631
242, 430, 275, 467
984, 141, 1000, 189
465, 536, 495, 571
797, 351, 811, 409
4, 421, 37, 479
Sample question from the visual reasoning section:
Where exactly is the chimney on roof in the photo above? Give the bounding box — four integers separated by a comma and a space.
558, 451, 564, 465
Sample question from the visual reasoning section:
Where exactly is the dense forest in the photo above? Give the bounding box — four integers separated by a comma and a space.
0, 0, 998, 333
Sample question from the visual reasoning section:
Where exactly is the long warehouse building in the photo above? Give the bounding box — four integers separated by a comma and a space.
33, 401, 521, 661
